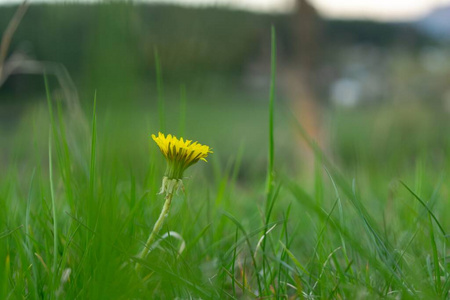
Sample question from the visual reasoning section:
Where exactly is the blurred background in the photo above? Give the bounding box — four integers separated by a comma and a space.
1, 0, 450, 184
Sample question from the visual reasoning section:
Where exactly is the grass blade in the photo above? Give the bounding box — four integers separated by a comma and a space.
89, 91, 97, 199
48, 130, 58, 285
155, 48, 165, 133
400, 181, 446, 236
266, 25, 276, 199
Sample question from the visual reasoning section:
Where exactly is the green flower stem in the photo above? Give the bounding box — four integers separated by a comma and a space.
135, 183, 175, 272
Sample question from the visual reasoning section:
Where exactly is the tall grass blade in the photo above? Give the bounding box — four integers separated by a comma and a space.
89, 91, 97, 199
266, 25, 276, 199
400, 181, 446, 236
56, 96, 74, 209
155, 48, 165, 133
45, 75, 59, 290
48, 130, 58, 286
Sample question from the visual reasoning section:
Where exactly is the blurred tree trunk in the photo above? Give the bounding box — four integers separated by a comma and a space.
280, 0, 324, 173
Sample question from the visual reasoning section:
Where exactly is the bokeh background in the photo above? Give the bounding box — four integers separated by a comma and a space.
1, 0, 450, 187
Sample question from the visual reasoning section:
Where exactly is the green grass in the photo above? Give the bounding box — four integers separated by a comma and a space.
1, 44, 450, 300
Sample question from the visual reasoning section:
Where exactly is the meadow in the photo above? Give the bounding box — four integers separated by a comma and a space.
1, 7, 450, 299
1, 72, 449, 300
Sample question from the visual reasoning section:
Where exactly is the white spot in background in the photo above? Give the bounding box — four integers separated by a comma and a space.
330, 78, 361, 107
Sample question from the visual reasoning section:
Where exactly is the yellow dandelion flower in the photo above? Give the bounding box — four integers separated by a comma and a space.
152, 132, 212, 193
136, 132, 212, 269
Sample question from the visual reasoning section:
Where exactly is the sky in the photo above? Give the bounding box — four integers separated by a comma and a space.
1, 0, 450, 21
